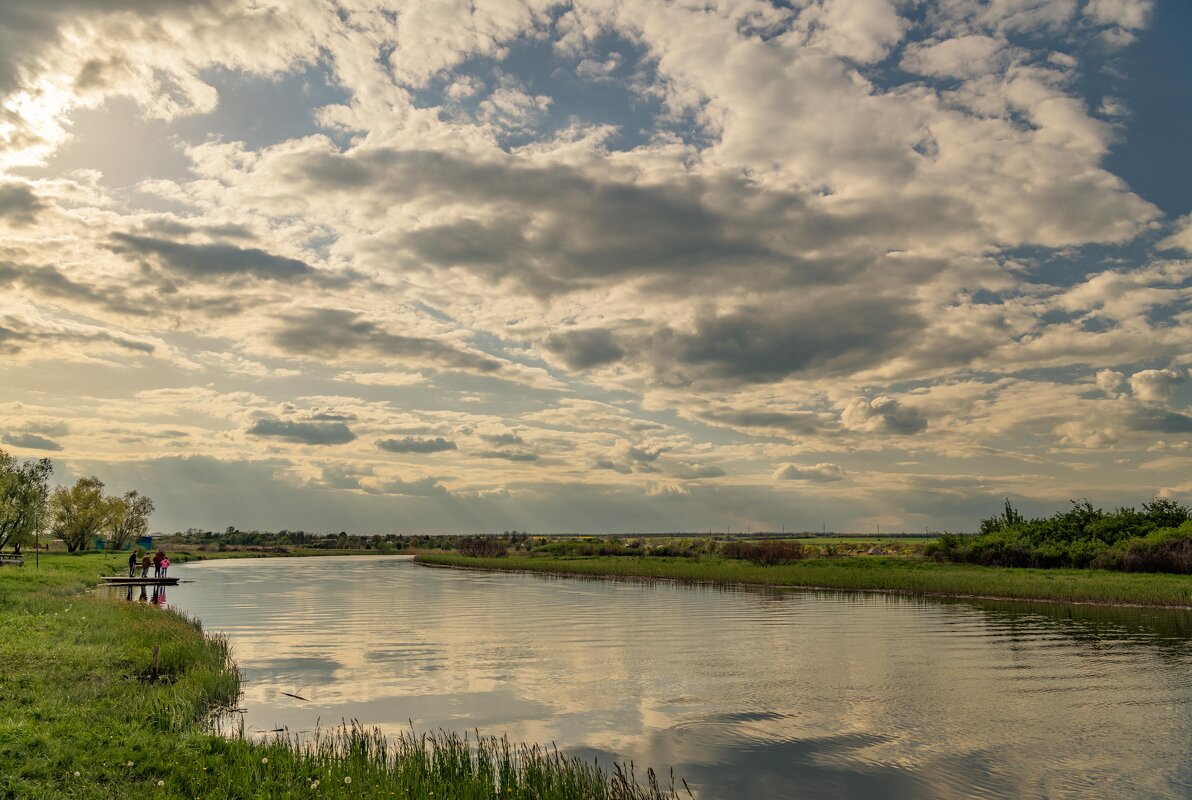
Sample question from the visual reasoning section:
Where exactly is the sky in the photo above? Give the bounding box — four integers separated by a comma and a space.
1, 0, 1190, 535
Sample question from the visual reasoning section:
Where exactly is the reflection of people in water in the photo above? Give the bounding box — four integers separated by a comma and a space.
151, 586, 167, 606
126, 585, 134, 602
138, 585, 148, 602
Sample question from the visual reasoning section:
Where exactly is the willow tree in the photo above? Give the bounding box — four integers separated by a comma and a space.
0, 450, 53, 553
50, 477, 119, 552
108, 491, 155, 550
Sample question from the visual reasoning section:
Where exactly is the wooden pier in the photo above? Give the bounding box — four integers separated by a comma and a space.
101, 576, 180, 586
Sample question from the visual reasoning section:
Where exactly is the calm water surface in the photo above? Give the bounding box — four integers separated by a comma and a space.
152, 556, 1192, 799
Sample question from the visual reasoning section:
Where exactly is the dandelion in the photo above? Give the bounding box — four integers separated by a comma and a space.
127, 762, 134, 768
73, 772, 80, 778
311, 780, 320, 789
344, 776, 352, 785
157, 780, 165, 786
262, 757, 269, 764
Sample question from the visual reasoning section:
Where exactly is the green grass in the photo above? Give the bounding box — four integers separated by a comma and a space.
0, 553, 686, 799
415, 553, 1192, 607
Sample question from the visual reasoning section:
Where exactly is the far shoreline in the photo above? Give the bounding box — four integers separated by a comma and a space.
412, 553, 1192, 610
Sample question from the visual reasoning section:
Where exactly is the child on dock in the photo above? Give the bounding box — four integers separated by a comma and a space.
160, 556, 169, 578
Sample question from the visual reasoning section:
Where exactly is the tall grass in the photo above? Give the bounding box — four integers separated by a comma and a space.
417, 553, 1192, 607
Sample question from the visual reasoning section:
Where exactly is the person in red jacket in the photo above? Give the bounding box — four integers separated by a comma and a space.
153, 550, 165, 578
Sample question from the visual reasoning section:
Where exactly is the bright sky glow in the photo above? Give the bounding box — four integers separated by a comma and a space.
1, 0, 1189, 533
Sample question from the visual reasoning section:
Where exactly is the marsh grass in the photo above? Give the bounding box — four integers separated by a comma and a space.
416, 553, 1192, 607
0, 553, 688, 799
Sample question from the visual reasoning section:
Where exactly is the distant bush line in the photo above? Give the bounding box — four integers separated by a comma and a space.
926, 498, 1192, 574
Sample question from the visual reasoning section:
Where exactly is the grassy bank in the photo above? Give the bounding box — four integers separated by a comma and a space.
415, 553, 1192, 607
0, 553, 684, 799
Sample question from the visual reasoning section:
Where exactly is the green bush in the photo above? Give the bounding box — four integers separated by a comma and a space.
936, 499, 1192, 573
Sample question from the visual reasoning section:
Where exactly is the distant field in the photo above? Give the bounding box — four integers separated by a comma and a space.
785, 536, 936, 544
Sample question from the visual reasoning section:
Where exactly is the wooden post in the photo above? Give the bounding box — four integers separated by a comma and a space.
151, 646, 160, 681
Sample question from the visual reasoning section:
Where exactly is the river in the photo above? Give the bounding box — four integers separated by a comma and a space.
151, 555, 1192, 799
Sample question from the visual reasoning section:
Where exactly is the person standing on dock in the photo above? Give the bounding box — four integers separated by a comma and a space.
141, 552, 152, 578
128, 549, 138, 577
160, 556, 169, 578
153, 549, 165, 578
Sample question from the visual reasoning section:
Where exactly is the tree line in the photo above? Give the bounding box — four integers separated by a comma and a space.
0, 449, 154, 554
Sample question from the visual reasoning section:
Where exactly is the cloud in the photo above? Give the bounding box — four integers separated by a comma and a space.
0, 315, 156, 357
1096, 369, 1127, 398
109, 233, 313, 281
364, 476, 449, 496
672, 462, 726, 480
0, 183, 45, 225
2, 432, 63, 451
772, 463, 847, 482
1158, 215, 1192, 254
377, 436, 457, 454
1129, 369, 1187, 404
900, 36, 1005, 79
1083, 0, 1153, 30
645, 299, 925, 386
269, 308, 502, 373
544, 328, 624, 370
841, 397, 927, 435
247, 417, 356, 445
477, 450, 540, 462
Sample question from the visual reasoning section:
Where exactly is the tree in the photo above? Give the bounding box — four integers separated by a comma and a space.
0, 450, 53, 553
108, 491, 155, 551
50, 477, 119, 552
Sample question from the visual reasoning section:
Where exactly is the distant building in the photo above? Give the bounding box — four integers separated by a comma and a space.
136, 535, 153, 551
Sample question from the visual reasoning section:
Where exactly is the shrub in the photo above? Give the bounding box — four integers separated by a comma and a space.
721, 540, 805, 565
456, 537, 507, 558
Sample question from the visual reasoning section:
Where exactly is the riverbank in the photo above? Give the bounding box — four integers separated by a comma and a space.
414, 554, 1192, 608
0, 553, 683, 799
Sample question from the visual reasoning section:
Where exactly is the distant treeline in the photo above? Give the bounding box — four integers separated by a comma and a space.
927, 498, 1192, 573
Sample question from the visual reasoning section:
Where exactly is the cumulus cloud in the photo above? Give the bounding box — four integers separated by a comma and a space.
772, 463, 847, 482
841, 397, 927, 435
1158, 215, 1192, 254
544, 328, 624, 370
247, 417, 356, 445
377, 436, 457, 454
0, 182, 45, 225
2, 432, 63, 451
109, 233, 313, 281
900, 36, 1005, 79
1096, 369, 1128, 398
269, 309, 502, 373
1129, 369, 1187, 404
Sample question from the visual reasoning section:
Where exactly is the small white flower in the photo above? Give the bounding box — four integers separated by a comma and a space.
73, 772, 80, 778
262, 757, 269, 764
127, 762, 134, 767
344, 776, 352, 784
157, 780, 164, 786
310, 780, 320, 789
